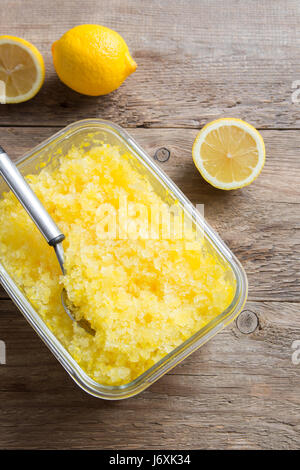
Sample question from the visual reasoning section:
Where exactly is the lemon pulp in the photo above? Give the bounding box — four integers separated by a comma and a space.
193, 118, 265, 190
0, 35, 45, 103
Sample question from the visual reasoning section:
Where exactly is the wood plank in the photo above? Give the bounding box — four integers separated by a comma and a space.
0, 299, 299, 449
0, 127, 299, 302
0, 0, 300, 128
1, 0, 299, 450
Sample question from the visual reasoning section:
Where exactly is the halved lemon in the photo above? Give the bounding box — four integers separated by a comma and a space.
192, 118, 265, 190
0, 35, 45, 104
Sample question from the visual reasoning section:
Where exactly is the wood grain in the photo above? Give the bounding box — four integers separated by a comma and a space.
0, 0, 300, 451
0, 299, 300, 449
0, 0, 300, 128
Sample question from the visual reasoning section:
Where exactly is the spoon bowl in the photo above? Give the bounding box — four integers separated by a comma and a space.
0, 145, 95, 336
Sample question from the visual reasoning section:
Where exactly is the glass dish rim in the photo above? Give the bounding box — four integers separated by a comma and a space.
0, 118, 248, 399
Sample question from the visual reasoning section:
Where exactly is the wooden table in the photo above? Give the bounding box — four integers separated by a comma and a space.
0, 0, 299, 450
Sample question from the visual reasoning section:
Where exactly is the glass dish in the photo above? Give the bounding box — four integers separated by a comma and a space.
0, 119, 248, 399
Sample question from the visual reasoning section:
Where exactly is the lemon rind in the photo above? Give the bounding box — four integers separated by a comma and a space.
192, 118, 266, 190
0, 36, 45, 104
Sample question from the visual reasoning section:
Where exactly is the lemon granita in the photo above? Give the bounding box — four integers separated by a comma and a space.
0, 143, 235, 385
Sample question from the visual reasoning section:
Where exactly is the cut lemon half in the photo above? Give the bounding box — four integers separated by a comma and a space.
0, 35, 45, 104
192, 118, 265, 190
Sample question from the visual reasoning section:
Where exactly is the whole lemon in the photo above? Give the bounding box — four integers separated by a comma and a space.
52, 24, 137, 96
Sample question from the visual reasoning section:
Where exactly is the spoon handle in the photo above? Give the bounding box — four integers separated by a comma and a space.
0, 145, 65, 246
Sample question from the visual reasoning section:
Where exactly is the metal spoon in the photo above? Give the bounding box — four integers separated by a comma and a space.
0, 145, 95, 335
